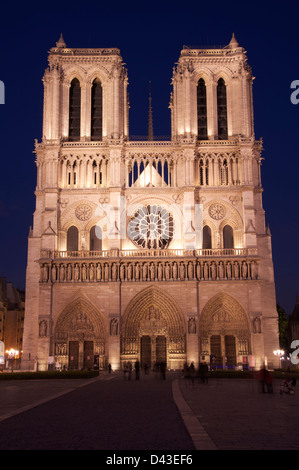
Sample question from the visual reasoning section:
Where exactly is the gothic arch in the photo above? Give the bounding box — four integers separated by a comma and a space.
199, 291, 250, 333
121, 286, 185, 337
120, 286, 186, 368
53, 295, 107, 370
192, 67, 213, 86
64, 67, 87, 86
54, 295, 107, 340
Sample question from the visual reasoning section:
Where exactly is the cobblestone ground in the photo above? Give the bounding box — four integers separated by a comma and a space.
179, 377, 299, 450
0, 372, 298, 451
0, 372, 194, 450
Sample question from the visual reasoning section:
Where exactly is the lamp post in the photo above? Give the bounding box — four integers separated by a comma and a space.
274, 349, 285, 368
5, 348, 19, 371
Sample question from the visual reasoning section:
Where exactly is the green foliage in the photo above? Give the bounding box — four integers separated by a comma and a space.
277, 304, 289, 350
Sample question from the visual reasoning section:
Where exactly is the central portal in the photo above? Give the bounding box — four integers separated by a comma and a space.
140, 335, 167, 368
121, 286, 187, 370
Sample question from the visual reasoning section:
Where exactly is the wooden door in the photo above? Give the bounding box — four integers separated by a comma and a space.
69, 341, 79, 370
210, 335, 222, 366
225, 335, 236, 366
141, 336, 151, 368
84, 341, 94, 370
156, 336, 166, 365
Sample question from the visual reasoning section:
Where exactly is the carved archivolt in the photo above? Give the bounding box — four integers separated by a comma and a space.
204, 199, 243, 229
199, 291, 250, 334
54, 296, 107, 342
120, 286, 186, 356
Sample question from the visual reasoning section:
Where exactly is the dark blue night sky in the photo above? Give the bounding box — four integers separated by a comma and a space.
0, 0, 298, 315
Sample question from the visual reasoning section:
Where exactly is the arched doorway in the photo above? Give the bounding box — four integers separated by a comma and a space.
54, 297, 107, 370
199, 292, 251, 369
120, 287, 186, 370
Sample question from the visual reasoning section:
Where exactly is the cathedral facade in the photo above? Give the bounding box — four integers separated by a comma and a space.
21, 34, 279, 372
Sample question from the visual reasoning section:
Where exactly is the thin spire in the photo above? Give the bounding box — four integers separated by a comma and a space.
148, 81, 154, 141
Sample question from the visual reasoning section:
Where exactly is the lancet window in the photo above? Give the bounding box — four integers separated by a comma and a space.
90, 225, 102, 251
67, 226, 79, 251
202, 225, 212, 249
199, 159, 209, 186
197, 78, 208, 140
68, 78, 81, 141
223, 224, 234, 249
59, 156, 107, 188
91, 78, 103, 141
197, 153, 241, 186
217, 78, 228, 140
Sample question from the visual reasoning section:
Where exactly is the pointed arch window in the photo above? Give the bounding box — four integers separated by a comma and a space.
67, 226, 79, 251
217, 78, 228, 140
197, 78, 208, 140
220, 158, 229, 185
91, 78, 103, 141
90, 225, 102, 251
223, 224, 234, 249
203, 225, 212, 249
69, 78, 81, 141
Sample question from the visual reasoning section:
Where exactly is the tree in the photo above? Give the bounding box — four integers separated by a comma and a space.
277, 304, 288, 351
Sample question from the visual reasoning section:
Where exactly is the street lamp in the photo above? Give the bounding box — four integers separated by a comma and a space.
273, 349, 285, 367
273, 349, 285, 357
5, 348, 19, 371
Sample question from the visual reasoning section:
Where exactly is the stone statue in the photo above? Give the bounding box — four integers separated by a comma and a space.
112, 263, 117, 281
110, 318, 119, 336
165, 263, 170, 280
142, 263, 148, 281
188, 317, 196, 334
39, 320, 47, 337
96, 263, 101, 281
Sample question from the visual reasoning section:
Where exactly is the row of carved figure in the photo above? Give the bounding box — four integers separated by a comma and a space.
40, 259, 259, 283
121, 335, 186, 355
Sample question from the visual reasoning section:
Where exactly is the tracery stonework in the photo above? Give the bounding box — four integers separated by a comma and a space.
21, 34, 280, 373
209, 203, 226, 220
75, 204, 92, 221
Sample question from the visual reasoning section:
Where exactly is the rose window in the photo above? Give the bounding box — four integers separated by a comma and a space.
128, 204, 174, 249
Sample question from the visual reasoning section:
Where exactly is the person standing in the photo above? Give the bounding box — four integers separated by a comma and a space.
135, 360, 140, 380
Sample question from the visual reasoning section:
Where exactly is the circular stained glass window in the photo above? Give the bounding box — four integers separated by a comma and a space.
128, 204, 174, 249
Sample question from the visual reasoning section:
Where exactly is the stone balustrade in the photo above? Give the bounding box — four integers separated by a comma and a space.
41, 247, 258, 260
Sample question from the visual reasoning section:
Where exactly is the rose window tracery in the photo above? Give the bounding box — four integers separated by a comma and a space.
208, 203, 226, 220
128, 204, 174, 249
75, 204, 92, 221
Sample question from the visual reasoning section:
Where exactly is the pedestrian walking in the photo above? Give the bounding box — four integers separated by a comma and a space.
135, 360, 140, 380
258, 366, 267, 393
190, 362, 195, 385
160, 361, 166, 380
265, 370, 273, 393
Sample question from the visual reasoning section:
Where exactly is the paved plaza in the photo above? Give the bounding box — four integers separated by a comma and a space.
0, 370, 297, 450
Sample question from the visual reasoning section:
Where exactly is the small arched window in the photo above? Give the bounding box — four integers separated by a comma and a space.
197, 78, 207, 140
91, 79, 103, 141
67, 226, 79, 251
90, 225, 102, 251
69, 78, 81, 141
220, 159, 228, 185
217, 78, 228, 140
203, 225, 212, 249
223, 225, 234, 249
